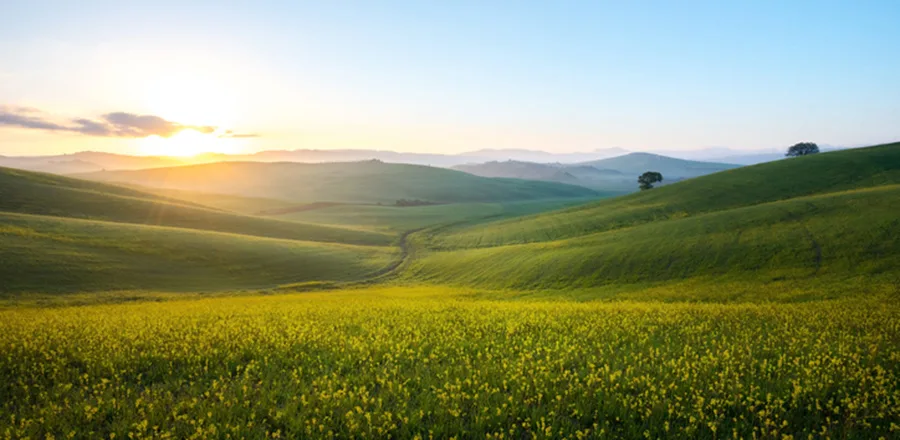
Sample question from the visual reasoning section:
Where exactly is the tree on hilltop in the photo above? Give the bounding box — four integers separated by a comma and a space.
638, 171, 663, 190
786, 142, 819, 157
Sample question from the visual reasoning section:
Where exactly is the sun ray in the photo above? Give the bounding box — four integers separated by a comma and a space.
137, 129, 240, 157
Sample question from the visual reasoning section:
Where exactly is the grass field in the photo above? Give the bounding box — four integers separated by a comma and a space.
121, 186, 299, 215
278, 198, 596, 233
0, 167, 393, 246
0, 212, 396, 295
1, 288, 897, 439
434, 143, 900, 248
405, 184, 900, 297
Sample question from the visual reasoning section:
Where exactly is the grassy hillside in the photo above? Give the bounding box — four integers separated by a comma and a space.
576, 152, 740, 179
435, 143, 900, 248
76, 160, 598, 204
453, 161, 636, 192
122, 185, 298, 214
401, 143, 900, 299
0, 212, 395, 295
406, 184, 900, 298
0, 167, 392, 246
452, 154, 735, 192
277, 198, 596, 233
453, 161, 582, 183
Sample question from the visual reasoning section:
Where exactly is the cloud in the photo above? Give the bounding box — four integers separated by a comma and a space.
0, 106, 240, 138
0, 107, 71, 131
102, 112, 216, 137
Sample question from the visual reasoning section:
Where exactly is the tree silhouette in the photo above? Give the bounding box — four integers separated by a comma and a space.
638, 171, 663, 190
786, 142, 820, 157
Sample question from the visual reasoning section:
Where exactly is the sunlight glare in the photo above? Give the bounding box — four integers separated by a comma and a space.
137, 130, 241, 157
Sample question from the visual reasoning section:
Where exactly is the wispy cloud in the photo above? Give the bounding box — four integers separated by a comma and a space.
0, 106, 240, 138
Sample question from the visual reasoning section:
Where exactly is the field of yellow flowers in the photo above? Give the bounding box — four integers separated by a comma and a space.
1, 288, 898, 439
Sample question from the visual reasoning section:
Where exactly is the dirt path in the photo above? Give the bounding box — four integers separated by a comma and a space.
367, 228, 424, 280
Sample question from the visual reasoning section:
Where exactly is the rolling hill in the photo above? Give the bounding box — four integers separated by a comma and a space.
0, 152, 186, 174
76, 160, 600, 204
452, 154, 738, 192
0, 167, 401, 294
0, 167, 392, 246
574, 152, 740, 179
453, 161, 637, 192
403, 143, 900, 300
0, 212, 395, 294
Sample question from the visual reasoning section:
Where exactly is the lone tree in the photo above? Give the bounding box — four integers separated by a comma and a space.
638, 171, 663, 190
786, 142, 819, 157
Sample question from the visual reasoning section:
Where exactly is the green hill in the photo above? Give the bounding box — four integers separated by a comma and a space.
433, 143, 900, 248
119, 186, 299, 215
0, 212, 395, 295
0, 167, 392, 246
452, 154, 736, 192
452, 161, 635, 192
403, 143, 900, 300
276, 198, 595, 233
0, 167, 400, 294
575, 152, 740, 179
76, 160, 599, 204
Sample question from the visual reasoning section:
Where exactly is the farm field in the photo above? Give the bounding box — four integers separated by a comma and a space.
1, 288, 897, 439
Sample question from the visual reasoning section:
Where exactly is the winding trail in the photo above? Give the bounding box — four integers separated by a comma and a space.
367, 228, 424, 280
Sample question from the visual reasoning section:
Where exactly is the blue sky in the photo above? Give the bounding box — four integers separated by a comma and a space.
1, 0, 898, 156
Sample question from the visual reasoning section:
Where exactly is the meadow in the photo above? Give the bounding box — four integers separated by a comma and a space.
1, 288, 897, 439
434, 143, 900, 248
0, 212, 396, 294
1, 144, 899, 438
278, 198, 594, 233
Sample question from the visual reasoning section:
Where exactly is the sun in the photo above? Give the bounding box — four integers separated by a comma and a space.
137, 129, 238, 157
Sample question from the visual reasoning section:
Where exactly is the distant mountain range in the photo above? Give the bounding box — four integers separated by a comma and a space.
0, 146, 794, 174
0, 152, 184, 174
453, 153, 740, 192
0, 145, 852, 177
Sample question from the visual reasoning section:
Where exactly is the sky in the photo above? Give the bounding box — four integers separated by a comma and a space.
1, 0, 898, 156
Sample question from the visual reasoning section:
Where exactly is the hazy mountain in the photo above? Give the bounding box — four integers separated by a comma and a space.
452, 153, 736, 192
458, 148, 629, 163
575, 153, 740, 179
453, 161, 635, 192
0, 152, 185, 173
453, 161, 582, 183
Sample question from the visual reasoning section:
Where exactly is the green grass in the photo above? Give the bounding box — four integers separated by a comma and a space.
76, 160, 599, 204
405, 184, 900, 298
434, 143, 900, 248
400, 144, 900, 299
1, 288, 896, 439
0, 212, 396, 295
121, 185, 299, 214
0, 166, 392, 246
278, 198, 598, 233
577, 152, 740, 177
